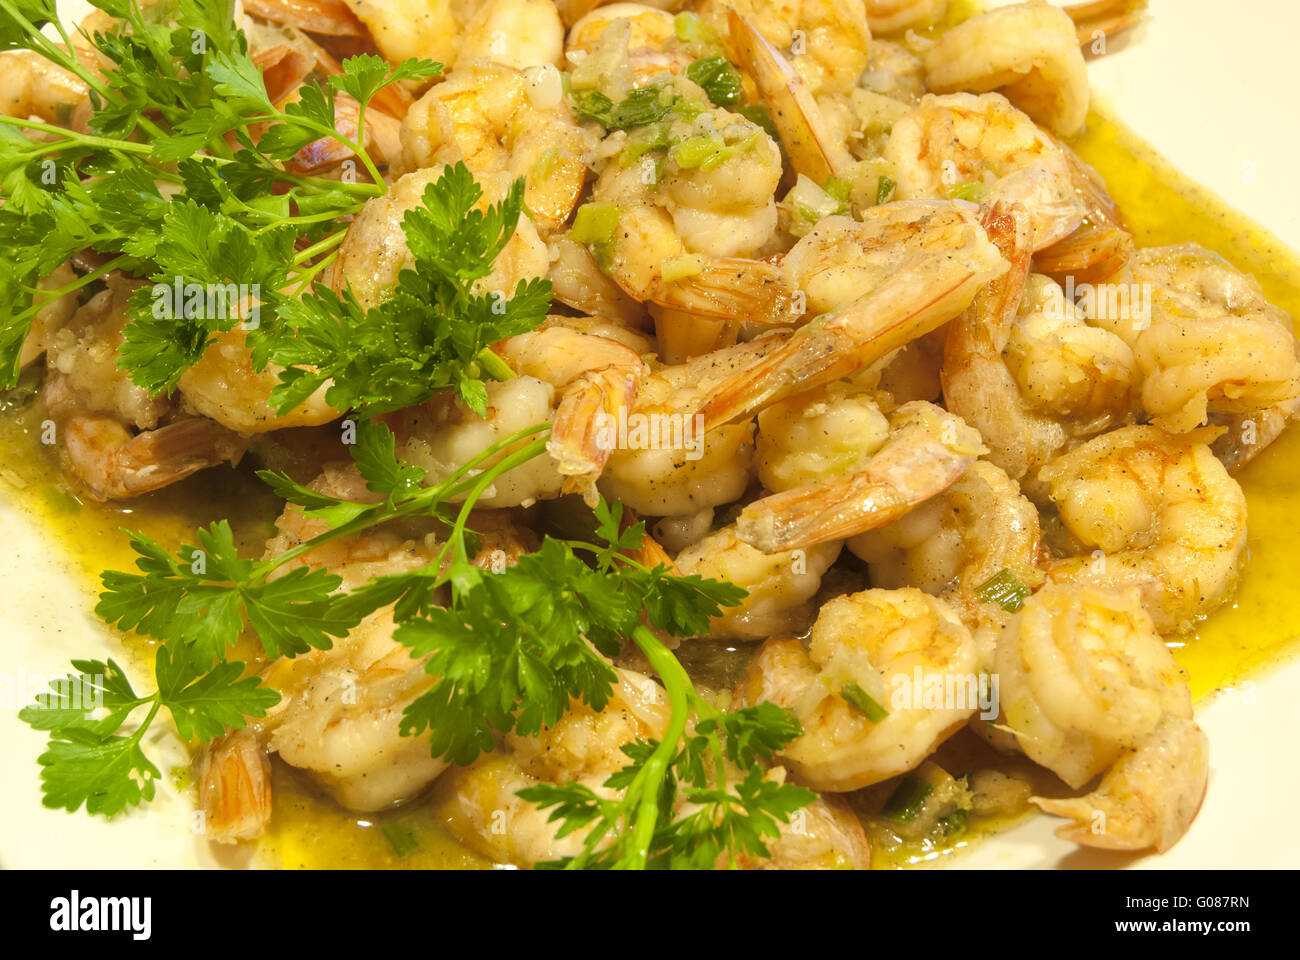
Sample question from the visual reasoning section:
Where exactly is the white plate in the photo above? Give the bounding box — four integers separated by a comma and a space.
2, 0, 1298, 869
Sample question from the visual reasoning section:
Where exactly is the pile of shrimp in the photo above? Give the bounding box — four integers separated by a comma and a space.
10, 0, 1294, 867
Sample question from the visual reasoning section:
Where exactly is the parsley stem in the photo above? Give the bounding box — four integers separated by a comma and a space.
623, 624, 692, 870
259, 425, 551, 579
9, 255, 131, 331
291, 229, 348, 265
0, 115, 154, 155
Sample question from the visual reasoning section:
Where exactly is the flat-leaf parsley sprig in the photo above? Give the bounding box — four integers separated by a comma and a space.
0, 0, 444, 391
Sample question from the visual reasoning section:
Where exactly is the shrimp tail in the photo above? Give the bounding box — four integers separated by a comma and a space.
63, 415, 248, 502
1064, 0, 1149, 49
700, 245, 1005, 429
735, 403, 985, 552
727, 9, 852, 184
1031, 714, 1208, 853
196, 728, 274, 844
551, 366, 641, 506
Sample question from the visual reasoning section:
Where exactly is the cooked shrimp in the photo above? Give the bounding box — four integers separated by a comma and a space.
1116, 243, 1300, 433
434, 667, 671, 866
941, 204, 1071, 486
494, 325, 646, 503
335, 166, 549, 310
40, 274, 248, 499
0, 49, 91, 128
735, 787, 872, 869
739, 400, 985, 554
780, 202, 1001, 318
396, 61, 589, 234
885, 92, 1087, 251
598, 336, 784, 516
673, 525, 843, 640
697, 207, 1006, 429
700, 0, 872, 99
198, 499, 539, 842
584, 97, 793, 322
546, 233, 647, 328
391, 321, 650, 508
1040, 425, 1248, 634
459, 0, 566, 68
734, 588, 980, 791
721, 9, 858, 184
848, 460, 1046, 631
924, 1, 1090, 139
566, 3, 695, 84
1005, 272, 1139, 430
994, 582, 1207, 852
338, 0, 461, 65
178, 329, 341, 434
57, 414, 247, 502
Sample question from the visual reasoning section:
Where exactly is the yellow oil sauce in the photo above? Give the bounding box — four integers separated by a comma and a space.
3, 105, 1300, 870
1072, 110, 1300, 699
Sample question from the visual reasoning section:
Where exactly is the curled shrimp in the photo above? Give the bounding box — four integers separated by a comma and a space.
696, 206, 1007, 430
674, 524, 843, 641
598, 336, 785, 516
885, 92, 1087, 251
566, 3, 696, 84
848, 460, 1046, 632
434, 667, 671, 866
392, 320, 652, 508
584, 96, 794, 323
923, 0, 1091, 139
335, 165, 549, 310
942, 203, 1135, 490
1116, 243, 1300, 434
197, 495, 537, 842
397, 60, 589, 234
494, 325, 646, 503
995, 582, 1207, 852
40, 273, 248, 499
734, 587, 980, 792
340, 0, 565, 69
1040, 425, 1248, 634
737, 400, 986, 554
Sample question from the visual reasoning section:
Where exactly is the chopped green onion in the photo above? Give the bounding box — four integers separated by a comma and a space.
946, 180, 989, 202
381, 822, 420, 857
570, 202, 621, 245
685, 55, 744, 107
974, 568, 1031, 612
824, 175, 852, 206
784, 173, 844, 226
570, 84, 677, 130
876, 175, 896, 206
881, 775, 933, 824
938, 809, 969, 836
672, 134, 727, 169
620, 123, 675, 166
841, 681, 889, 723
